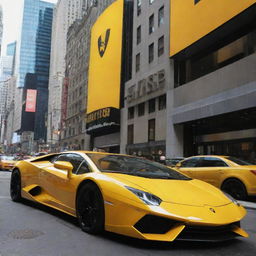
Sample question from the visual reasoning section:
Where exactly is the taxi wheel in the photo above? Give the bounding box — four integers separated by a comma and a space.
10, 169, 22, 202
221, 179, 247, 200
76, 182, 104, 234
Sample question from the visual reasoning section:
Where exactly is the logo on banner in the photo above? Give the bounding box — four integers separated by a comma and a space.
98, 29, 111, 57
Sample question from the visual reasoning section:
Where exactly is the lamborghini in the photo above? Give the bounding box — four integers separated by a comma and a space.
175, 155, 256, 200
10, 151, 248, 242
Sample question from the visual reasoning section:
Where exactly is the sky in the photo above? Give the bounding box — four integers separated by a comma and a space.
0, 0, 57, 55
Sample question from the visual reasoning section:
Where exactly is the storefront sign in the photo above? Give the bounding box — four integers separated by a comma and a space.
127, 69, 165, 103
86, 107, 120, 134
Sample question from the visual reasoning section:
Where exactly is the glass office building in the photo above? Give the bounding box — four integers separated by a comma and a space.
18, 0, 53, 88
17, 0, 53, 141
6, 42, 17, 56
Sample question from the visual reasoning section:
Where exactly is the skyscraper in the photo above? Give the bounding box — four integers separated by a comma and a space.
14, 0, 54, 152
0, 5, 3, 55
47, 0, 89, 150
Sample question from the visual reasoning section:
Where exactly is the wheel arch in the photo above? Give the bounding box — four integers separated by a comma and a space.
221, 177, 248, 192
75, 179, 104, 206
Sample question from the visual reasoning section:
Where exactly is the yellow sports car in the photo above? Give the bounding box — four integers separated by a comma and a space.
10, 151, 248, 242
175, 155, 256, 200
0, 155, 17, 171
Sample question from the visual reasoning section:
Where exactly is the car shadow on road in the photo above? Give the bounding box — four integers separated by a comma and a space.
19, 198, 78, 226
18, 199, 244, 250
99, 231, 243, 250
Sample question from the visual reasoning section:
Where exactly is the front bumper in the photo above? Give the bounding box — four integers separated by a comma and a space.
104, 198, 248, 242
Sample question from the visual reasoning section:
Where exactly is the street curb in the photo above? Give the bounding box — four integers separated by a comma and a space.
238, 201, 256, 210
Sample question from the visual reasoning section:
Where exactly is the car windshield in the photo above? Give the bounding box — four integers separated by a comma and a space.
1, 156, 15, 161
86, 153, 191, 180
225, 156, 253, 166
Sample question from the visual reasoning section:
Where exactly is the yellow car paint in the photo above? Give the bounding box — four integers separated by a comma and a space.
176, 155, 256, 197
13, 151, 248, 242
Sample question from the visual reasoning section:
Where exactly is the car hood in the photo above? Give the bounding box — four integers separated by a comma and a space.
1, 160, 16, 164
104, 173, 231, 207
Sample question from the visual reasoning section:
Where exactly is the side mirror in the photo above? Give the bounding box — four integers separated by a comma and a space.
176, 162, 182, 168
54, 161, 73, 179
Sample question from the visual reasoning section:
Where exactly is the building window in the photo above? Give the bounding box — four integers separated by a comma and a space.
138, 102, 145, 116
158, 6, 164, 26
137, 26, 141, 45
128, 106, 134, 119
174, 30, 256, 87
137, 0, 141, 16
148, 119, 155, 141
149, 14, 154, 34
149, 0, 154, 4
127, 124, 134, 144
148, 98, 155, 113
136, 53, 140, 72
158, 94, 166, 110
158, 36, 164, 56
149, 43, 154, 63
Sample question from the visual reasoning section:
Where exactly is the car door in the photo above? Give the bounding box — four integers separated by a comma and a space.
41, 153, 86, 215
192, 157, 228, 187
178, 157, 202, 178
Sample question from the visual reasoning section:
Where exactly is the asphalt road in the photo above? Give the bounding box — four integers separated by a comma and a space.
0, 171, 256, 256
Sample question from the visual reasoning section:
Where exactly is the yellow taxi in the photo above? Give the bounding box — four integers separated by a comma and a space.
175, 155, 256, 200
0, 155, 17, 171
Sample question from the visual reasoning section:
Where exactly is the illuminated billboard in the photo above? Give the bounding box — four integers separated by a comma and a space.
86, 0, 124, 134
25, 89, 37, 112
170, 0, 256, 56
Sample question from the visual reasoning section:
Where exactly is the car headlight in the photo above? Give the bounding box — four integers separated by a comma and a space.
224, 192, 240, 206
126, 186, 162, 206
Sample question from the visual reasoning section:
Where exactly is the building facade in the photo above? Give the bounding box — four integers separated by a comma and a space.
60, 0, 115, 150
120, 0, 170, 161
0, 5, 3, 55
170, 0, 256, 163
120, 0, 256, 163
13, 0, 54, 153
47, 0, 88, 151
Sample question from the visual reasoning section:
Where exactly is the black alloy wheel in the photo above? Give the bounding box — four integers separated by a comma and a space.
10, 169, 22, 202
76, 182, 104, 234
221, 179, 247, 200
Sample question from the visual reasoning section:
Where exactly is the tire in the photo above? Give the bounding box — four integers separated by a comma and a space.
10, 169, 22, 202
76, 182, 105, 234
221, 179, 247, 200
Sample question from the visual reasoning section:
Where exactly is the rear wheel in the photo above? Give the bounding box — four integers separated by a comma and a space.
76, 182, 104, 234
10, 169, 22, 202
221, 179, 247, 200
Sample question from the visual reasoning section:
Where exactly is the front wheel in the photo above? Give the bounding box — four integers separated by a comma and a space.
76, 182, 105, 234
221, 179, 247, 200
10, 169, 22, 202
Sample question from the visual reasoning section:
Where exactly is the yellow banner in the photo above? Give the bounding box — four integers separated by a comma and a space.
87, 0, 124, 114
170, 0, 256, 56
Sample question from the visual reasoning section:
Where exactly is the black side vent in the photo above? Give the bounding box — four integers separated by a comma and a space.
134, 215, 180, 234
29, 186, 42, 196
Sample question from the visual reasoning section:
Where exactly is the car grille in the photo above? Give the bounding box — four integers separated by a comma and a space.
134, 214, 240, 241
177, 222, 240, 241
134, 215, 180, 234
